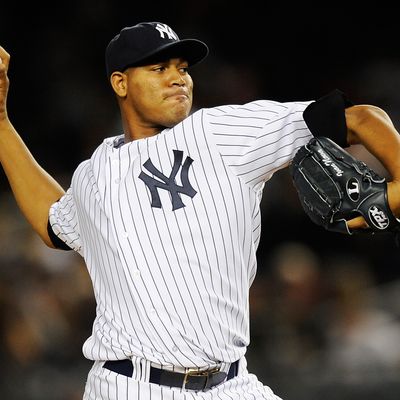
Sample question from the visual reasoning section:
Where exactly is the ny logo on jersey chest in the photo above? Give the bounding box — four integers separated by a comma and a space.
139, 150, 197, 210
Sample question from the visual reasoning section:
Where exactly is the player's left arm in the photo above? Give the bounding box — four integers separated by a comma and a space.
345, 104, 400, 228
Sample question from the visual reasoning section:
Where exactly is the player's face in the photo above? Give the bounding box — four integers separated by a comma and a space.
125, 58, 193, 129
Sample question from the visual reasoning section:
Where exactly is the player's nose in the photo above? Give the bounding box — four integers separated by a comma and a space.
169, 67, 186, 86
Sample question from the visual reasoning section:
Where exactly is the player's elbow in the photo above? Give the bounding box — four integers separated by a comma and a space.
31, 219, 57, 248
346, 104, 389, 125
41, 233, 57, 249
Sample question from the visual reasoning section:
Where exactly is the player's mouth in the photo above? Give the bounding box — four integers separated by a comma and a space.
165, 89, 189, 101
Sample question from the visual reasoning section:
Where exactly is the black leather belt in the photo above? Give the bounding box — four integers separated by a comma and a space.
103, 359, 239, 391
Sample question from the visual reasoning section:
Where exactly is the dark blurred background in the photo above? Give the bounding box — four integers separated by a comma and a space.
1, 1, 400, 399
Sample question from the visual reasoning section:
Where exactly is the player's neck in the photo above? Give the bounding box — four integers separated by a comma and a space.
123, 120, 163, 142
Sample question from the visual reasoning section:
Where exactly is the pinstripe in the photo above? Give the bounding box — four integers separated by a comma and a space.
49, 98, 314, 399
218, 156, 244, 333
119, 154, 170, 352
121, 149, 179, 362
129, 142, 206, 364
119, 153, 185, 365
198, 111, 247, 350
87, 180, 121, 360
238, 181, 249, 334
126, 175, 191, 366
150, 140, 208, 346
178, 122, 233, 350
153, 132, 216, 353
185, 119, 233, 357
242, 140, 310, 185
228, 130, 309, 168
190, 114, 237, 358
122, 143, 162, 359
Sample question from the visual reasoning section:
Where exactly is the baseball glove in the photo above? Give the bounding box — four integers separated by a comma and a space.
290, 136, 400, 235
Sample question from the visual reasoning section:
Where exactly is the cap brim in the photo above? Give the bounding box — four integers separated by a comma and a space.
126, 39, 209, 69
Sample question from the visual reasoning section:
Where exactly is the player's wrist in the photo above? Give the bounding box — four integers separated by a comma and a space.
0, 113, 12, 134
387, 181, 400, 217
0, 110, 8, 122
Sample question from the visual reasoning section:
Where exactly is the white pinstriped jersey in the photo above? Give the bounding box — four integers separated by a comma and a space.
49, 99, 314, 368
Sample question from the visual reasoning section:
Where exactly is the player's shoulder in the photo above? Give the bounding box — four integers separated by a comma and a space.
72, 135, 120, 174
91, 134, 123, 157
201, 99, 312, 120
69, 136, 118, 187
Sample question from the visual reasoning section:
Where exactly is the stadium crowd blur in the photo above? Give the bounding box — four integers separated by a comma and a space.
1, 2, 400, 399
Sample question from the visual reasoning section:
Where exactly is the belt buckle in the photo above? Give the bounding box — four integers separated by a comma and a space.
182, 366, 220, 390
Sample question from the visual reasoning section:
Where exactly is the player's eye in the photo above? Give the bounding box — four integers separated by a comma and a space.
152, 66, 165, 72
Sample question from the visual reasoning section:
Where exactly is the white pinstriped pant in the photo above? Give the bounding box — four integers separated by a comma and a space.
83, 356, 283, 400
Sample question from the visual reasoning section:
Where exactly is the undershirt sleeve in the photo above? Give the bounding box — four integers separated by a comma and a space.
48, 188, 82, 254
47, 218, 72, 251
303, 89, 353, 147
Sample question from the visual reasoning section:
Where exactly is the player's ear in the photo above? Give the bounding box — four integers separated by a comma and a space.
110, 72, 127, 98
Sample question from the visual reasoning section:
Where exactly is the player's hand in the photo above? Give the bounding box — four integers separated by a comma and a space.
0, 46, 10, 121
346, 180, 400, 230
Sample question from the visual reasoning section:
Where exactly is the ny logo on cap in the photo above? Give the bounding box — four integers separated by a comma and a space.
155, 23, 178, 40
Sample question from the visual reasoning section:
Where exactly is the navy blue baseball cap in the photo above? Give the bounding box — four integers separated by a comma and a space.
105, 22, 209, 77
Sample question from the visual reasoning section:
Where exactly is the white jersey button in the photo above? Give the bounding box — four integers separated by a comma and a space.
132, 269, 140, 277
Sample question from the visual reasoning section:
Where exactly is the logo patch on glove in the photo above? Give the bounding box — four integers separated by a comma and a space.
368, 205, 389, 230
346, 178, 360, 202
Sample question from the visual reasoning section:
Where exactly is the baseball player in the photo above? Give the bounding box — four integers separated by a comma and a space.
1, 21, 400, 400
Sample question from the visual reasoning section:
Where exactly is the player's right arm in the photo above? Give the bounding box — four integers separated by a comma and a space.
0, 46, 65, 247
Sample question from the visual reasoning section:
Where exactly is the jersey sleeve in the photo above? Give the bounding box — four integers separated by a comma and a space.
48, 187, 83, 255
206, 100, 314, 190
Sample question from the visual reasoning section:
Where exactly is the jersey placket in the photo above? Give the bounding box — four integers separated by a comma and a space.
106, 146, 138, 285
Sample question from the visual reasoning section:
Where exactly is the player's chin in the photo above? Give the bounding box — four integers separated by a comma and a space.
165, 105, 192, 126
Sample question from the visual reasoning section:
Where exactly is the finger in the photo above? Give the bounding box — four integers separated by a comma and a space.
0, 46, 10, 70
346, 215, 369, 230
